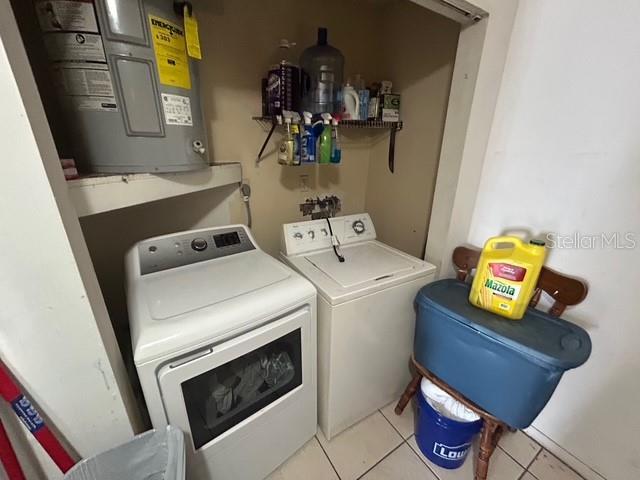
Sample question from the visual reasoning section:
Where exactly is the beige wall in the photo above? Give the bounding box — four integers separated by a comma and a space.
196, 0, 457, 258
365, 2, 459, 258
196, 0, 385, 256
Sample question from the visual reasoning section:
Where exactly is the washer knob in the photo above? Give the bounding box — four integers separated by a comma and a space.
191, 238, 208, 251
293, 232, 303, 240
352, 220, 366, 235
320, 228, 329, 237
308, 230, 316, 239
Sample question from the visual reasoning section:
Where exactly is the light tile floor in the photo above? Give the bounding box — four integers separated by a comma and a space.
268, 401, 587, 480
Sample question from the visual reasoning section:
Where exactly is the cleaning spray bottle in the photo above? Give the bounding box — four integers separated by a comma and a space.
330, 116, 341, 164
301, 111, 316, 164
291, 112, 301, 165
319, 113, 332, 164
278, 116, 294, 165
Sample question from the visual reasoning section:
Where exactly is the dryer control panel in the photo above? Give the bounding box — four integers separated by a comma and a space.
282, 213, 376, 256
138, 226, 255, 275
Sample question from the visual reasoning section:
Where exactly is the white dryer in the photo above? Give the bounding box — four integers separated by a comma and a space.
126, 225, 317, 480
281, 214, 436, 439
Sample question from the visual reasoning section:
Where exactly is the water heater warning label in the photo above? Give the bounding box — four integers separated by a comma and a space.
54, 63, 114, 97
44, 32, 106, 62
35, 0, 98, 33
52, 62, 117, 112
70, 96, 118, 112
161, 94, 193, 126
149, 15, 191, 90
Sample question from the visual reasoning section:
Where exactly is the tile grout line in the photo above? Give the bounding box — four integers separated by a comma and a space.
527, 449, 588, 480
378, 407, 412, 441
314, 434, 342, 480
525, 447, 543, 471
313, 419, 588, 480
330, 414, 585, 480
519, 449, 543, 480
355, 441, 406, 480
496, 435, 547, 479
407, 424, 535, 480
496, 443, 534, 471
518, 462, 540, 480
406, 436, 445, 480
524, 428, 601, 480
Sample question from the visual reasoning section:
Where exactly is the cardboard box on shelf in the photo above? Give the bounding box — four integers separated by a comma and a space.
381, 94, 400, 122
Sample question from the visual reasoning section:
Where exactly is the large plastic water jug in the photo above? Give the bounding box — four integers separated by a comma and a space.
300, 28, 344, 114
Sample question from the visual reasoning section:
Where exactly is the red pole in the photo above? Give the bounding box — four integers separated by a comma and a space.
0, 419, 26, 480
0, 362, 75, 473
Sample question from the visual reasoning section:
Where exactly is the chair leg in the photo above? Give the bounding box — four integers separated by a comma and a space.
395, 373, 421, 415
492, 424, 504, 448
475, 420, 501, 480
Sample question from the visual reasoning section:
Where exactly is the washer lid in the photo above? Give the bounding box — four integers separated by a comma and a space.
143, 252, 291, 320
304, 242, 417, 288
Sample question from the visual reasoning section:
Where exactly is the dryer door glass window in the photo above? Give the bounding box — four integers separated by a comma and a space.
182, 329, 302, 449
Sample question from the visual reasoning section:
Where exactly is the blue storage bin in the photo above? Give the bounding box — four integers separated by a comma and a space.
414, 279, 591, 429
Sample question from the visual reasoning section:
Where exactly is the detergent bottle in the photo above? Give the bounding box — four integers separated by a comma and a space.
469, 236, 546, 320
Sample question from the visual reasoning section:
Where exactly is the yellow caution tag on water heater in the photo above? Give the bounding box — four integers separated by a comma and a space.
149, 15, 191, 89
183, 5, 202, 60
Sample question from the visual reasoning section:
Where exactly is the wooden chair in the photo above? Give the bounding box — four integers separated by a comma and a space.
395, 245, 588, 480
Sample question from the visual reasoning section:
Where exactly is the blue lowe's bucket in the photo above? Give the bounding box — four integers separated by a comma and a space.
415, 387, 483, 469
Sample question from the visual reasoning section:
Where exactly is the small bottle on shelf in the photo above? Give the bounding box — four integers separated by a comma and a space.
318, 113, 332, 164
301, 112, 316, 164
278, 117, 295, 165
330, 117, 341, 164
291, 112, 301, 165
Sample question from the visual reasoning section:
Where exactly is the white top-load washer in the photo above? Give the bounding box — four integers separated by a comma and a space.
281, 213, 436, 439
126, 225, 317, 480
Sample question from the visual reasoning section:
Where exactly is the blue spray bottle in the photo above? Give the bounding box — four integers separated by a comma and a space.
330, 117, 341, 164
301, 111, 316, 164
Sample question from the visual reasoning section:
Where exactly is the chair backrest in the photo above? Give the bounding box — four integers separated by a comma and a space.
452, 246, 588, 317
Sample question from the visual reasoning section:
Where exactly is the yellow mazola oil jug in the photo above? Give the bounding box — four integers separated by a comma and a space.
469, 236, 546, 320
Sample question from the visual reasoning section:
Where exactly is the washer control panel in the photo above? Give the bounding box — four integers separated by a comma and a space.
282, 213, 376, 256
138, 226, 255, 275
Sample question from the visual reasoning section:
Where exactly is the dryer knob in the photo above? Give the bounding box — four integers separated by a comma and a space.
308, 230, 316, 239
352, 220, 366, 235
191, 238, 208, 251
293, 232, 303, 240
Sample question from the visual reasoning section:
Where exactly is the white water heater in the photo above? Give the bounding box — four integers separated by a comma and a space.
33, 0, 208, 173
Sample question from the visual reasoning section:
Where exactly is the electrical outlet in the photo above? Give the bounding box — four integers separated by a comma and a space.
299, 174, 310, 192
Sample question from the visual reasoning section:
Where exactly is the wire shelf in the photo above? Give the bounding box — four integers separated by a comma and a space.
252, 116, 402, 172
252, 116, 403, 131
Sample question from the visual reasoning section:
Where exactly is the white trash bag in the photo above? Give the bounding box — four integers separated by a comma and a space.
64, 426, 185, 480
421, 378, 481, 423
